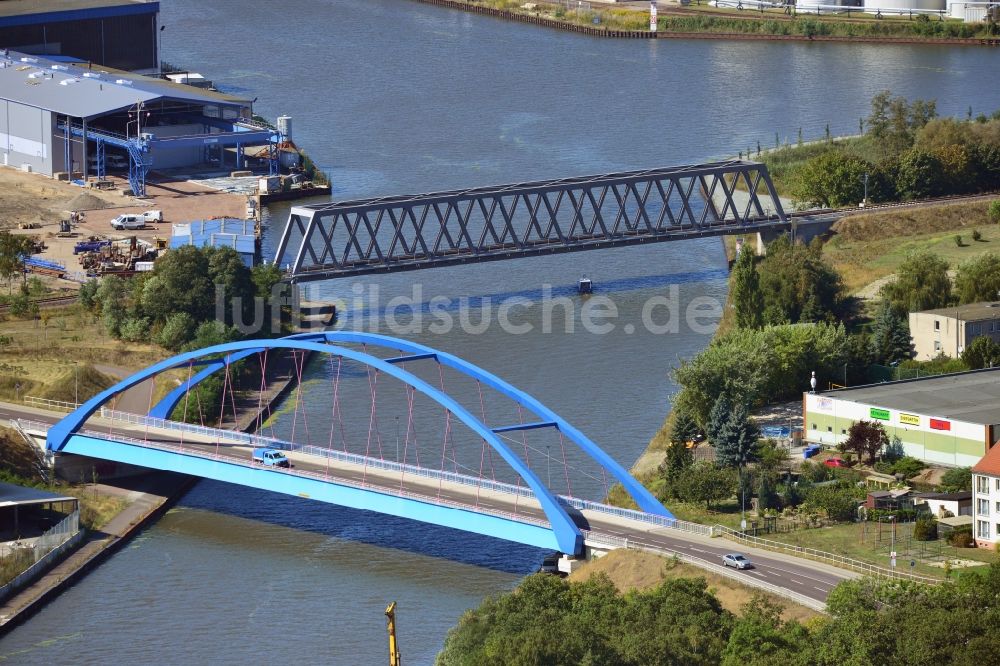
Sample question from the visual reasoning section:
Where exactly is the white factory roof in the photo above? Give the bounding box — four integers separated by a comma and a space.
0, 50, 249, 119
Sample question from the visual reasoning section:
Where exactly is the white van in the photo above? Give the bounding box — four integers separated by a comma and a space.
110, 214, 145, 230
141, 210, 163, 223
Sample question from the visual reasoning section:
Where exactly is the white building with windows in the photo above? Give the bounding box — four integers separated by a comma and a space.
909, 302, 1000, 361
972, 443, 1000, 548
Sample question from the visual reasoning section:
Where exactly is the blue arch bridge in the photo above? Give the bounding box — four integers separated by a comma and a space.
33, 332, 698, 557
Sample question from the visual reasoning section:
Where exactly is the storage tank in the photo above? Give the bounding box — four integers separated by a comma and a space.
949, 1, 988, 20
276, 115, 293, 142
863, 0, 944, 12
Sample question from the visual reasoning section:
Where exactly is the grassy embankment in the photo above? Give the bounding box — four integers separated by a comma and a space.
0, 303, 177, 405
442, 0, 999, 40
570, 548, 819, 622
763, 521, 997, 579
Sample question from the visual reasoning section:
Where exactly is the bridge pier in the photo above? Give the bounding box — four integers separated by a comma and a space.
755, 218, 838, 255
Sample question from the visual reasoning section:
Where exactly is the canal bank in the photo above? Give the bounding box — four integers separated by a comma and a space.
413, 0, 1000, 46
0, 472, 195, 635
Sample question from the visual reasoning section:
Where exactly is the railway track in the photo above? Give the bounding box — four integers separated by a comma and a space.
0, 295, 78, 313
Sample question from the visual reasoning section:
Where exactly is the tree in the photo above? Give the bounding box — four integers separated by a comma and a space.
962, 335, 1000, 370
914, 516, 938, 541
157, 312, 197, 351
758, 235, 843, 324
710, 397, 760, 513
206, 246, 254, 326
804, 485, 861, 521
843, 420, 889, 465
791, 150, 873, 208
870, 299, 913, 365
940, 467, 972, 493
138, 245, 215, 325
730, 246, 763, 329
954, 252, 1000, 304
96, 275, 131, 338
0, 232, 34, 291
895, 148, 944, 199
880, 250, 952, 313
722, 595, 811, 666
658, 440, 694, 501
669, 407, 701, 445
674, 462, 738, 509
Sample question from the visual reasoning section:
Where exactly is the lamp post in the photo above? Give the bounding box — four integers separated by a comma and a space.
74, 362, 79, 406
395, 416, 400, 462
861, 173, 869, 208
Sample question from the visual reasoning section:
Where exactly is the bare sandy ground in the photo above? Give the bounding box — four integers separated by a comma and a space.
1, 166, 245, 278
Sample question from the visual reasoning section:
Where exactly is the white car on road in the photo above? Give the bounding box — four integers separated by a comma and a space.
722, 553, 753, 570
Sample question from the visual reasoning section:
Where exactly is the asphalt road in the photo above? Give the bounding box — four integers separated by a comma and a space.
5, 402, 851, 604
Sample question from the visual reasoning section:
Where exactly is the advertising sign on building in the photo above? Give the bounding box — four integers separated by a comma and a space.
650, 2, 658, 31
930, 418, 952, 431
816, 397, 833, 412
899, 413, 920, 426
870, 408, 891, 421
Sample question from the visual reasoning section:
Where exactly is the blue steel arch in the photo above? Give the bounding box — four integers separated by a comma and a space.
46, 339, 583, 554
147, 331, 672, 520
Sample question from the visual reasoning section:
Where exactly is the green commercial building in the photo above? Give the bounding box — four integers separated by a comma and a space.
803, 368, 1000, 468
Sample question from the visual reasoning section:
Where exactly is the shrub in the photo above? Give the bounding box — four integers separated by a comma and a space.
948, 525, 974, 548
804, 485, 861, 522
955, 234, 963, 247
914, 516, 938, 541
973, 229, 983, 242
990, 200, 1000, 224
891, 456, 926, 478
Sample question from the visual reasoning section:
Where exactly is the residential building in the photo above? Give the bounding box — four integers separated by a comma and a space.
909, 302, 1000, 361
973, 443, 1000, 547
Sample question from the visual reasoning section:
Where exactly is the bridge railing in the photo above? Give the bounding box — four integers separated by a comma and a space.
715, 526, 941, 583
24, 396, 80, 412
51, 422, 554, 529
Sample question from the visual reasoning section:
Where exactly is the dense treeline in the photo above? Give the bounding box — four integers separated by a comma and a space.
438, 565, 1000, 666
769, 92, 1000, 209
78, 246, 289, 422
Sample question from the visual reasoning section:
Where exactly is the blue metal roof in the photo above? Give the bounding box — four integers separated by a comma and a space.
170, 219, 257, 265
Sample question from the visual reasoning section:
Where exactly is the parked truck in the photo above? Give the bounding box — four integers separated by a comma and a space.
251, 447, 290, 468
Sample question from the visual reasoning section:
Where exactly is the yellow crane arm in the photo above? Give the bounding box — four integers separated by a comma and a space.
385, 601, 401, 666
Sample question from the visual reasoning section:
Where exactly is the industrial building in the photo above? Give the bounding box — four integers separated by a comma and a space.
0, 50, 280, 196
0, 0, 159, 70
909, 302, 1000, 361
803, 368, 1000, 467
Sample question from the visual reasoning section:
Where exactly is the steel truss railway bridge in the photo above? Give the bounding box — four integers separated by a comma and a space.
275, 160, 788, 282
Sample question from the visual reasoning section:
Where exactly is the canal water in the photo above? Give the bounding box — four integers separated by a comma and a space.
4, 1, 1000, 663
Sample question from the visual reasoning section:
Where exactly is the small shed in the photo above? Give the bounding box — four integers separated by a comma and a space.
0, 482, 78, 542
915, 491, 973, 518
937, 514, 974, 536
